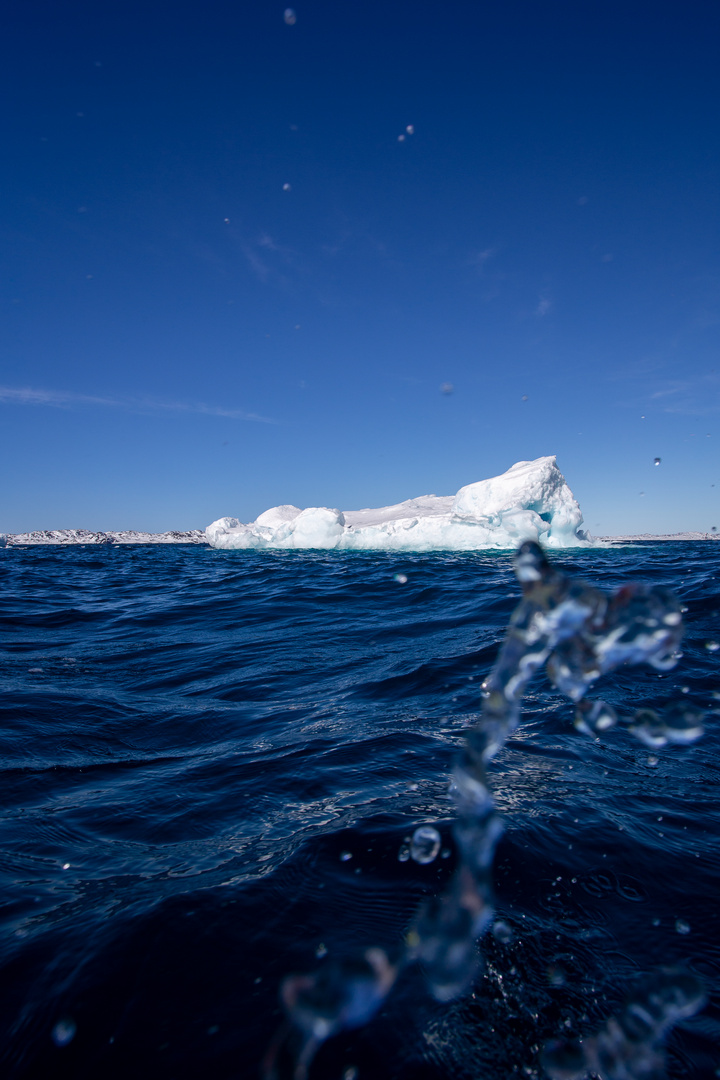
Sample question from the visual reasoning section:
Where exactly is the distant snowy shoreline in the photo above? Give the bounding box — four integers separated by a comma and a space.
1, 529, 206, 546
597, 532, 719, 543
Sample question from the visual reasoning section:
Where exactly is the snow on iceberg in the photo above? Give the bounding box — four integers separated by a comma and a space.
205, 457, 593, 552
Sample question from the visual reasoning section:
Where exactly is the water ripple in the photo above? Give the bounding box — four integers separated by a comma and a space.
0, 543, 717, 1078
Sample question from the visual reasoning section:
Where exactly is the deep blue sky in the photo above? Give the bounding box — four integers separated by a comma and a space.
2, 0, 718, 534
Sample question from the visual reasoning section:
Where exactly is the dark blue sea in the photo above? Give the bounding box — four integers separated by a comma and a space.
1, 544, 718, 1079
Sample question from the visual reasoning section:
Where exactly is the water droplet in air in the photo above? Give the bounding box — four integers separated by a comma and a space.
675, 918, 691, 934
283, 8, 297, 24
62, 863, 70, 870
52, 1018, 77, 1047
521, 394, 529, 401
397, 845, 410, 862
340, 851, 352, 862
393, 573, 408, 584
397, 134, 406, 142
410, 825, 441, 864
492, 920, 513, 944
654, 457, 661, 466
282, 182, 291, 191
440, 382, 454, 394
316, 943, 328, 958
705, 641, 719, 652
406, 124, 415, 134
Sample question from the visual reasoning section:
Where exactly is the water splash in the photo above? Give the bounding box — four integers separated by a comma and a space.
410, 825, 442, 865
541, 967, 706, 1080
51, 1017, 77, 1047
265, 949, 398, 1079
267, 541, 705, 1077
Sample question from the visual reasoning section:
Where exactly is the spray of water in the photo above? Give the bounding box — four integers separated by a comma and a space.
265, 541, 705, 1079
541, 967, 706, 1080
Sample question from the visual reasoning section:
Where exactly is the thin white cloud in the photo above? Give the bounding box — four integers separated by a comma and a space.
169, 400, 276, 423
257, 233, 280, 251
467, 248, 496, 269
650, 387, 683, 400
644, 375, 720, 415
0, 386, 118, 407
240, 241, 272, 283
238, 232, 297, 286
0, 385, 276, 424
613, 373, 720, 414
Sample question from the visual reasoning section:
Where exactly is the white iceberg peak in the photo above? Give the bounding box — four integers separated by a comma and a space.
205, 456, 592, 552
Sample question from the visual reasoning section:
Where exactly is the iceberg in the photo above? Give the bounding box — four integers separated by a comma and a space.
206, 456, 593, 552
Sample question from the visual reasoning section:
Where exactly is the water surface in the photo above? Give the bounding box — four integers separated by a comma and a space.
1, 544, 718, 1077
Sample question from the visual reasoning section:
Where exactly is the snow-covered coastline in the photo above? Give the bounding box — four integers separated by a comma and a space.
599, 532, 719, 543
2, 529, 205, 546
